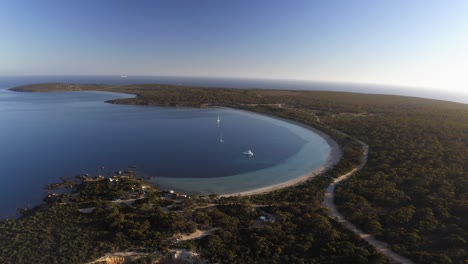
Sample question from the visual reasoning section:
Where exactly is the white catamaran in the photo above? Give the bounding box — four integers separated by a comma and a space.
243, 149, 254, 156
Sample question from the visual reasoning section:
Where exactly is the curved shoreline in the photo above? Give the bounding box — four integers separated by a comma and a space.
220, 116, 342, 197
9, 87, 342, 198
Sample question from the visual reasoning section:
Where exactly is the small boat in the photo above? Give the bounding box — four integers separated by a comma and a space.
216, 114, 220, 124
243, 149, 254, 156
219, 134, 224, 143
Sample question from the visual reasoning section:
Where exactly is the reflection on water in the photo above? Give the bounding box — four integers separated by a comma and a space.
0, 86, 330, 218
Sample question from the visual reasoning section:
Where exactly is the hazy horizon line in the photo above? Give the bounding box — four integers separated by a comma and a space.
0, 73, 448, 92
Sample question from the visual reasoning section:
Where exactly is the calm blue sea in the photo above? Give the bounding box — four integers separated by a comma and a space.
0, 77, 333, 218
1, 75, 462, 218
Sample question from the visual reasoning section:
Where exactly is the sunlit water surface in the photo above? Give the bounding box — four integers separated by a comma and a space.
0, 83, 330, 218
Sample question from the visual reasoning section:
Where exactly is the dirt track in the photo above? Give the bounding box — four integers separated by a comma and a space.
323, 141, 415, 264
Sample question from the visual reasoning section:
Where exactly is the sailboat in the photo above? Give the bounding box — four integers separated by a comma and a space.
216, 114, 221, 124
219, 133, 224, 143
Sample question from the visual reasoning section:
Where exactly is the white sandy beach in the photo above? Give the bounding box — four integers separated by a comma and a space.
220, 118, 342, 197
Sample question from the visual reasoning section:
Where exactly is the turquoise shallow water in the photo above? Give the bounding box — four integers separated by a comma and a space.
153, 111, 331, 195
0, 81, 331, 218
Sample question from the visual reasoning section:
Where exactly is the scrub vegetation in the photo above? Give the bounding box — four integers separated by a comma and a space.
5, 83, 468, 263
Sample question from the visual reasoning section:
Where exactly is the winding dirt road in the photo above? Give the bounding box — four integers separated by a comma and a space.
322, 141, 415, 264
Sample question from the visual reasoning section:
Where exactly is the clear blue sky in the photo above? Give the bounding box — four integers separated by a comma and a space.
1, 0, 467, 93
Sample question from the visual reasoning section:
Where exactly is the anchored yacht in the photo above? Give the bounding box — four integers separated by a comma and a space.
243, 150, 254, 156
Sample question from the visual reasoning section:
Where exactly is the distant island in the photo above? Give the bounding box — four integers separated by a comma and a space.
3, 83, 467, 263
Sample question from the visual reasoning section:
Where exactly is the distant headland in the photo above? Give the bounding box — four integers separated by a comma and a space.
5, 82, 467, 263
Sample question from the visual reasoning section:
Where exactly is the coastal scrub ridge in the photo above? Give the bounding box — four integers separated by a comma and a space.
2, 83, 467, 264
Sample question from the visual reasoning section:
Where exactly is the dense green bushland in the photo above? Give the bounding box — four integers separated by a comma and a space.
0, 177, 185, 263
0, 93, 384, 263
328, 108, 467, 263
0, 132, 383, 263
7, 83, 468, 263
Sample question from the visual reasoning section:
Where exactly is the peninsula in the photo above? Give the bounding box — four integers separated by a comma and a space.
3, 83, 468, 264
